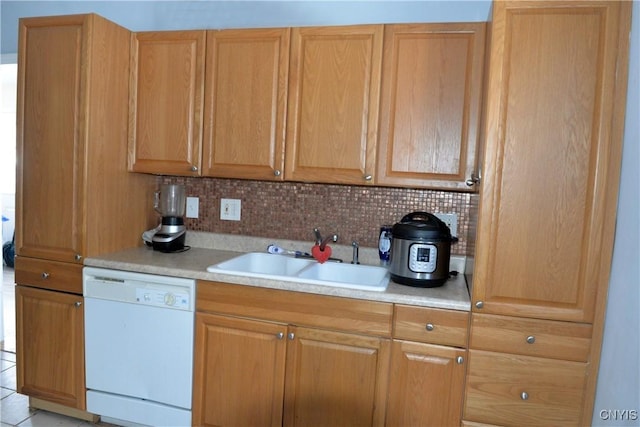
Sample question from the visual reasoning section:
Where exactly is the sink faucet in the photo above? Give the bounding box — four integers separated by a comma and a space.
351, 241, 360, 264
314, 228, 338, 250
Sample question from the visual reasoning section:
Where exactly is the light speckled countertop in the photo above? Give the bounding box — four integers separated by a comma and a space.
84, 232, 471, 311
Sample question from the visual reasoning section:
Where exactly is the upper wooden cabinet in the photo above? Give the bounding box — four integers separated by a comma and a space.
376, 23, 486, 190
128, 30, 206, 176
285, 25, 383, 185
202, 28, 290, 180
470, 1, 631, 323
16, 14, 154, 263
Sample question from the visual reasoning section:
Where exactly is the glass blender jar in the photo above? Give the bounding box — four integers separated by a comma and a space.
151, 184, 188, 252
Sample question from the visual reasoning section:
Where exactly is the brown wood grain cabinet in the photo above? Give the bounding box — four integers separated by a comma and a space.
386, 304, 469, 426
15, 286, 85, 409
464, 1, 632, 425
376, 23, 486, 190
192, 313, 287, 427
193, 281, 472, 425
386, 340, 466, 426
129, 23, 484, 189
128, 30, 206, 176
284, 25, 383, 185
193, 281, 391, 426
15, 14, 154, 415
202, 28, 290, 180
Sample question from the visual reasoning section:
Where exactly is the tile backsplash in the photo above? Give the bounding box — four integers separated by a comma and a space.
160, 176, 472, 255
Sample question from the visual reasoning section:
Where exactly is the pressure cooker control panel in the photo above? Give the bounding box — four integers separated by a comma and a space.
408, 243, 437, 273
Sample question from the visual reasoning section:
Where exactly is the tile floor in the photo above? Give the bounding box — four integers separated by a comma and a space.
1, 267, 109, 426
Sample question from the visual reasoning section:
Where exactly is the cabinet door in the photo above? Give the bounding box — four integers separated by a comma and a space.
285, 25, 383, 185
283, 326, 389, 427
192, 313, 287, 427
203, 28, 289, 180
386, 340, 466, 426
377, 23, 486, 190
16, 15, 87, 263
128, 31, 205, 176
16, 286, 85, 409
472, 1, 631, 322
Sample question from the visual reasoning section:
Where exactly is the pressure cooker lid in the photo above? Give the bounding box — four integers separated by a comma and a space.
392, 212, 453, 240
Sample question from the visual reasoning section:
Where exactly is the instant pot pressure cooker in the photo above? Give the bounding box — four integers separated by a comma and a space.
389, 212, 458, 287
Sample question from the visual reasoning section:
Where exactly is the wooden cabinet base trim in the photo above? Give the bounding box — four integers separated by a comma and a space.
29, 397, 98, 423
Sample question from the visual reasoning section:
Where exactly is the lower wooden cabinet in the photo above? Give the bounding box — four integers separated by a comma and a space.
192, 313, 286, 427
386, 340, 466, 426
15, 285, 86, 409
192, 311, 390, 426
283, 326, 389, 426
464, 350, 588, 426
194, 281, 472, 426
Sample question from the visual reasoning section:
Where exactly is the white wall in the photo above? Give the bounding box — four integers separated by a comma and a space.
1, 63, 17, 244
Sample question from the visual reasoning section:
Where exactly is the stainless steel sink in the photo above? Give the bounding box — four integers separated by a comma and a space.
206, 252, 390, 292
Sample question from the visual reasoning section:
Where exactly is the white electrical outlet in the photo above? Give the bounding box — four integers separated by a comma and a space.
186, 197, 199, 218
220, 198, 241, 221
434, 212, 458, 237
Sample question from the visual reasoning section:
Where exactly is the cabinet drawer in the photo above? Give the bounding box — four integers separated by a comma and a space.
464, 350, 588, 427
469, 314, 592, 362
393, 305, 469, 347
15, 256, 83, 294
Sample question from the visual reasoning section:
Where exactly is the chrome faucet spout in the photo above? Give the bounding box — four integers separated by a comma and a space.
313, 228, 338, 250
320, 234, 338, 250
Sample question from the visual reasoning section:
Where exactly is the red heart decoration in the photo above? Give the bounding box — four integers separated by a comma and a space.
311, 244, 332, 264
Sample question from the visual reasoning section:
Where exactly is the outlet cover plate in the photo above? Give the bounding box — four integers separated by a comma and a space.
220, 198, 241, 221
186, 197, 199, 218
434, 212, 458, 237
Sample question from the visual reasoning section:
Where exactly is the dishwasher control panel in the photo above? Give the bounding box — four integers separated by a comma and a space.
83, 267, 196, 312
135, 288, 189, 309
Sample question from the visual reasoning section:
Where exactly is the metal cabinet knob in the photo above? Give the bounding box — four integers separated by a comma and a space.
75, 254, 82, 261
364, 175, 372, 181
425, 323, 434, 331
276, 332, 284, 340
74, 301, 82, 308
466, 174, 480, 186
521, 391, 529, 400
41, 272, 50, 279
456, 356, 464, 364
190, 165, 198, 172
526, 335, 536, 344
475, 301, 484, 309
288, 332, 295, 340
274, 169, 282, 177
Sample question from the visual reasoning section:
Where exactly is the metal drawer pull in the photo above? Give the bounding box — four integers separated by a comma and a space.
456, 356, 464, 364
288, 332, 295, 340
521, 391, 529, 400
276, 332, 284, 340
526, 335, 536, 344
41, 272, 50, 279
425, 323, 434, 331
74, 301, 82, 307
475, 301, 484, 309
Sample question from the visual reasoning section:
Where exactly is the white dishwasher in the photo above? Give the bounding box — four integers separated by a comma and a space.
83, 267, 195, 427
